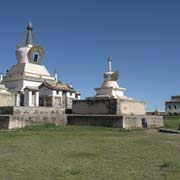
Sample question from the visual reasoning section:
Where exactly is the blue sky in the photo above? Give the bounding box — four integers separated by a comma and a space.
0, 0, 180, 111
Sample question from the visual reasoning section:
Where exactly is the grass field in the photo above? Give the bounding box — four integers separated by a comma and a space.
0, 124, 180, 180
164, 116, 180, 130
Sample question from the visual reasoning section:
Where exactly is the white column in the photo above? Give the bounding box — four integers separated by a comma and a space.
16, 93, 20, 106
24, 90, 28, 106
35, 91, 39, 106
0, 73, 3, 82
77, 95, 81, 100
29, 91, 32, 106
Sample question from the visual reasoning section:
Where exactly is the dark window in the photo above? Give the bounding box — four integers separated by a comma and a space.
33, 53, 39, 62
174, 105, 177, 109
169, 105, 171, 109
20, 94, 24, 106
39, 97, 44, 106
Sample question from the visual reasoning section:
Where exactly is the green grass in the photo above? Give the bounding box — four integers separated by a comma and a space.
0, 125, 180, 180
160, 160, 180, 171
164, 116, 180, 130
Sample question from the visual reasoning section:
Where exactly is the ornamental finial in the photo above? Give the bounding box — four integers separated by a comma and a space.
27, 21, 33, 30
108, 56, 112, 72
26, 21, 33, 47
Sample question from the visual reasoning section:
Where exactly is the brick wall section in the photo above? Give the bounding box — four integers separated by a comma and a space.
67, 114, 164, 129
13, 106, 65, 115
0, 106, 66, 129
72, 99, 146, 115
123, 115, 164, 129
123, 115, 142, 128
72, 99, 117, 114
0, 106, 14, 114
67, 115, 123, 128
0, 116, 10, 129
117, 100, 146, 115
0, 94, 14, 107
0, 106, 65, 115
146, 115, 164, 127
0, 107, 163, 129
7, 114, 66, 129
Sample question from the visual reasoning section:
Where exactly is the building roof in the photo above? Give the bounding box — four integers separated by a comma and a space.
165, 95, 180, 103
24, 86, 39, 91
165, 101, 180, 104
39, 81, 79, 93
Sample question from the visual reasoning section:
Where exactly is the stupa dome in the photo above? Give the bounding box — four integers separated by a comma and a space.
101, 80, 120, 89
16, 47, 31, 64
16, 21, 36, 64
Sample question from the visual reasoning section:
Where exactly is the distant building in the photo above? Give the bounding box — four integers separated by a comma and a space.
165, 96, 180, 115
146, 108, 165, 116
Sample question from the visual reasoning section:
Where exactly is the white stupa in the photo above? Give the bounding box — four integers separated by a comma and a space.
95, 56, 131, 100
3, 22, 55, 92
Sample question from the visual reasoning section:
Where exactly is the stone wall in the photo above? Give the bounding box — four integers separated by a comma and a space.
0, 106, 163, 129
0, 116, 10, 129
0, 106, 66, 129
0, 106, 14, 114
123, 115, 142, 128
7, 114, 66, 129
72, 99, 117, 114
72, 98, 146, 116
117, 100, 146, 115
0, 94, 14, 107
67, 114, 164, 129
123, 115, 164, 129
67, 115, 123, 128
146, 115, 164, 128
13, 106, 65, 115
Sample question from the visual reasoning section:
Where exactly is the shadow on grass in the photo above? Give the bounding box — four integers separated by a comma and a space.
0, 124, 146, 136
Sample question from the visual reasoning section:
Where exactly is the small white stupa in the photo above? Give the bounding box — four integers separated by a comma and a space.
95, 56, 131, 100
73, 56, 146, 116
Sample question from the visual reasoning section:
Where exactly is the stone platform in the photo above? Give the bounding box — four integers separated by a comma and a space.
0, 106, 164, 130
72, 98, 146, 116
67, 114, 163, 129
0, 106, 66, 129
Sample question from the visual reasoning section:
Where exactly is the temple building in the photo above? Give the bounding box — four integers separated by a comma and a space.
0, 22, 163, 130
1, 22, 80, 109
